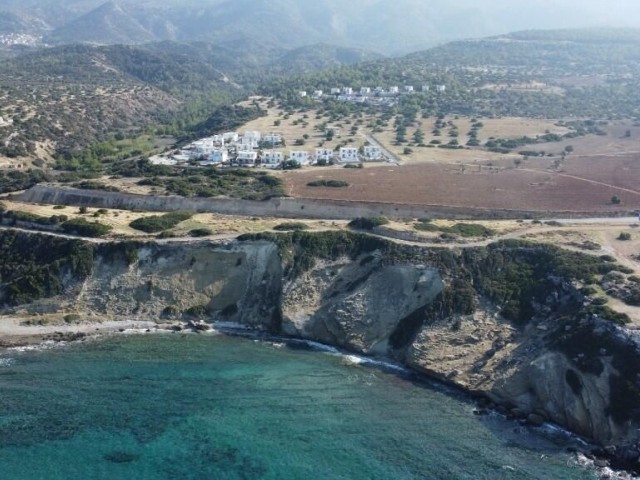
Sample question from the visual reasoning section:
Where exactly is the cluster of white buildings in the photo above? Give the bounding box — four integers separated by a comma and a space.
299, 84, 447, 104
153, 129, 386, 169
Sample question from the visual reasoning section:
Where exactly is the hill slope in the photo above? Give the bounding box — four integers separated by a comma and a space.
4, 0, 640, 54
45, 1, 155, 45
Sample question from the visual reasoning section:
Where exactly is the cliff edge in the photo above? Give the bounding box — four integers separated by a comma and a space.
2, 229, 640, 460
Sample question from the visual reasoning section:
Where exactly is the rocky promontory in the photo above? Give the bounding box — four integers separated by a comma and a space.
2, 228, 640, 466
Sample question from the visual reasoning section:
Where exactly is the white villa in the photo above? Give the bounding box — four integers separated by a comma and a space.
262, 151, 284, 168
289, 151, 311, 166
313, 90, 323, 98
339, 147, 359, 163
404, 85, 414, 93
243, 131, 261, 142
237, 151, 258, 166
192, 139, 215, 157
363, 146, 383, 161
202, 149, 228, 164
330, 88, 341, 95
223, 132, 239, 143
315, 148, 334, 163
343, 87, 353, 95
436, 85, 446, 93
421, 85, 430, 92
360, 87, 371, 95
389, 86, 399, 94
262, 133, 282, 146
241, 131, 261, 149
299, 91, 308, 97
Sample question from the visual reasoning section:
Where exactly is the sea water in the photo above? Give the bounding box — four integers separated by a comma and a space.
0, 333, 597, 480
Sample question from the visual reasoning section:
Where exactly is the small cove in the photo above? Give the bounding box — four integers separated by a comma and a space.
0, 332, 598, 480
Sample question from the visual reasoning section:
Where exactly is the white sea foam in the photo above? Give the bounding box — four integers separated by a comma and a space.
0, 357, 15, 367
9, 340, 66, 353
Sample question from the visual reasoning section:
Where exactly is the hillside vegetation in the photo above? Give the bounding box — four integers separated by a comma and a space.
267, 29, 640, 119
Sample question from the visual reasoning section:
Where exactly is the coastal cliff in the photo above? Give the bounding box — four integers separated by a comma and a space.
2, 229, 640, 459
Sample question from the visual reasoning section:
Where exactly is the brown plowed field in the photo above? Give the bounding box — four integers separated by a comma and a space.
282, 154, 640, 213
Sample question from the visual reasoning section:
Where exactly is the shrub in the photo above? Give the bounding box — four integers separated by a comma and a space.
184, 305, 209, 318
618, 232, 632, 241
414, 222, 494, 237
129, 212, 193, 233
274, 222, 309, 231
61, 218, 112, 237
188, 228, 213, 237
72, 181, 120, 192
307, 180, 349, 188
64, 314, 81, 323
348, 217, 389, 230
591, 296, 609, 306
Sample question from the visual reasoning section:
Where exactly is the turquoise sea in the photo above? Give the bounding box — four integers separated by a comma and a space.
0, 333, 596, 480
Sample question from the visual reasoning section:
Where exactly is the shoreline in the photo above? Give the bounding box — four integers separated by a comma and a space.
0, 317, 160, 349
0, 318, 635, 479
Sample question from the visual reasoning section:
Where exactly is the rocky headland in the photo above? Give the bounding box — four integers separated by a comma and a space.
2, 228, 640, 472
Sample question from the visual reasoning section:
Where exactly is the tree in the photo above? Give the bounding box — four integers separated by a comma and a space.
612, 195, 622, 205
403, 147, 413, 155
564, 145, 574, 154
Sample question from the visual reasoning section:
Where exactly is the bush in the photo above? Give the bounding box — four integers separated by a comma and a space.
61, 218, 112, 237
414, 222, 495, 237
348, 217, 389, 230
129, 212, 193, 233
64, 314, 81, 323
618, 232, 632, 241
591, 296, 609, 306
72, 181, 120, 192
307, 180, 349, 188
274, 222, 310, 231
446, 223, 495, 237
183, 305, 209, 318
188, 228, 213, 237
4, 210, 69, 226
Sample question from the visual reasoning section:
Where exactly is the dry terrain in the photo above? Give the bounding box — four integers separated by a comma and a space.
282, 152, 640, 213
0, 200, 341, 238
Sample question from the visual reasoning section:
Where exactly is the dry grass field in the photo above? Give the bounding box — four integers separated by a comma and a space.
282, 153, 640, 213
0, 200, 335, 238
238, 99, 368, 153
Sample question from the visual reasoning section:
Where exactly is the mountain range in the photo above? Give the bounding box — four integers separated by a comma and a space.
3, 0, 640, 55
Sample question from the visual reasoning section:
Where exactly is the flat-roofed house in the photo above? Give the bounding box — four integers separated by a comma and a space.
289, 150, 310, 166
315, 148, 334, 163
339, 147, 359, 163
237, 151, 258, 166
262, 151, 284, 168
363, 145, 383, 161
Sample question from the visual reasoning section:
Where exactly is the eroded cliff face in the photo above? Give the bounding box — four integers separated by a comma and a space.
8, 239, 283, 329
3, 230, 640, 450
280, 252, 443, 354
404, 308, 640, 446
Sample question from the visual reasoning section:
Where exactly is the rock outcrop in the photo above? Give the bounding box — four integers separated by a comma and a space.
281, 252, 443, 354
